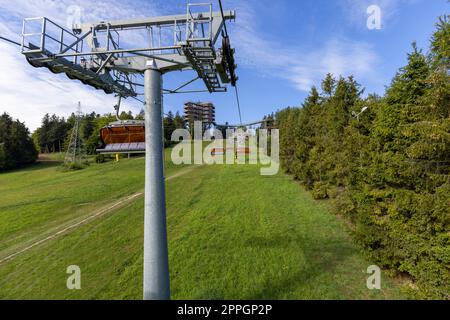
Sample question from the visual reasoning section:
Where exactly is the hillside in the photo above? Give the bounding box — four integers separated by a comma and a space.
0, 157, 404, 299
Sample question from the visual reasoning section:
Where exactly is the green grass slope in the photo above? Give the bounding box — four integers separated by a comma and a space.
0, 159, 405, 299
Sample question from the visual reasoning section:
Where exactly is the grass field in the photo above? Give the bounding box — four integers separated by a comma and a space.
0, 154, 405, 299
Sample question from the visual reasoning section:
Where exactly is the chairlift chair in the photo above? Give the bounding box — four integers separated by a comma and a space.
96, 120, 145, 154
96, 96, 146, 155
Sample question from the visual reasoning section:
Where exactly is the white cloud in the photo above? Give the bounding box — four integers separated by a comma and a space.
0, 0, 386, 130
0, 0, 163, 28
228, 1, 380, 92
0, 41, 140, 131
340, 0, 422, 29
0, 0, 169, 131
0, 0, 165, 47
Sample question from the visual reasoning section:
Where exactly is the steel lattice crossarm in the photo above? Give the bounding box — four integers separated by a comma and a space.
18, 2, 238, 301
20, 3, 236, 96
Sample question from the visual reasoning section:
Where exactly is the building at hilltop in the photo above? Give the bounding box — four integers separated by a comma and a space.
184, 102, 216, 131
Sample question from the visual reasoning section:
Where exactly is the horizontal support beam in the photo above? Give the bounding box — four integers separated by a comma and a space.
112, 54, 189, 73
80, 10, 235, 31
54, 46, 182, 58
163, 89, 210, 95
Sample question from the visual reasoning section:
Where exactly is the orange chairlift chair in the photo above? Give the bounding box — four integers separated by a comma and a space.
96, 96, 145, 158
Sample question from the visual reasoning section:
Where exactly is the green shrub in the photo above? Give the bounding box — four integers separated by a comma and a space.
62, 162, 88, 171
312, 182, 329, 200
275, 16, 450, 299
331, 189, 356, 219
95, 154, 106, 163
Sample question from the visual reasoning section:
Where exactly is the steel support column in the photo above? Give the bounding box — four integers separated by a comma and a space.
143, 60, 170, 300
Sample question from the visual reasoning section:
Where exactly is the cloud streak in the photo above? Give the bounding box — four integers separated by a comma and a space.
0, 0, 398, 130
0, 41, 139, 131
339, 0, 422, 29
228, 1, 380, 92
0, 0, 168, 131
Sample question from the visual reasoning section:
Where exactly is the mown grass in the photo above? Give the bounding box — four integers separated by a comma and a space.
0, 150, 180, 260
0, 156, 405, 299
39, 153, 65, 161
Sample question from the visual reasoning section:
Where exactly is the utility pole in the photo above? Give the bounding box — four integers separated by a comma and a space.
65, 102, 84, 165
143, 60, 170, 300
18, 3, 237, 300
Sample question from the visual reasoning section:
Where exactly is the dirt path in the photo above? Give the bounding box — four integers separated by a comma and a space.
165, 166, 198, 181
0, 166, 196, 265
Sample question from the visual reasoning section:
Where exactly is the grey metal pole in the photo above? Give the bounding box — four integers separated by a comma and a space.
143, 59, 170, 300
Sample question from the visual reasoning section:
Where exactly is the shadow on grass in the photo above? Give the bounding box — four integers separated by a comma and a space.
242, 233, 357, 300
188, 232, 357, 300
0, 161, 62, 174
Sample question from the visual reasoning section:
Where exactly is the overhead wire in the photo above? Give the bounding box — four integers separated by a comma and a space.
218, 0, 229, 37
0, 36, 30, 49
218, 0, 243, 126
234, 86, 243, 126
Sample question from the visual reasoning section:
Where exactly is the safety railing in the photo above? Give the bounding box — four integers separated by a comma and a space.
186, 3, 213, 44
22, 17, 83, 64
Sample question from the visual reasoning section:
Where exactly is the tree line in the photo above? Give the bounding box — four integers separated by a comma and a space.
0, 108, 186, 171
0, 113, 38, 171
275, 16, 449, 299
32, 109, 186, 155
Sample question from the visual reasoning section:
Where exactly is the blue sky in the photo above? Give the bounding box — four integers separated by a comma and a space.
0, 0, 448, 130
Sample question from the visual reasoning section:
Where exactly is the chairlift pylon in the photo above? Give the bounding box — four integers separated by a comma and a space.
17, 2, 237, 300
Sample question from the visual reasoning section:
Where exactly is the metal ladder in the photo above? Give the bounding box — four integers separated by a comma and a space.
183, 44, 226, 92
